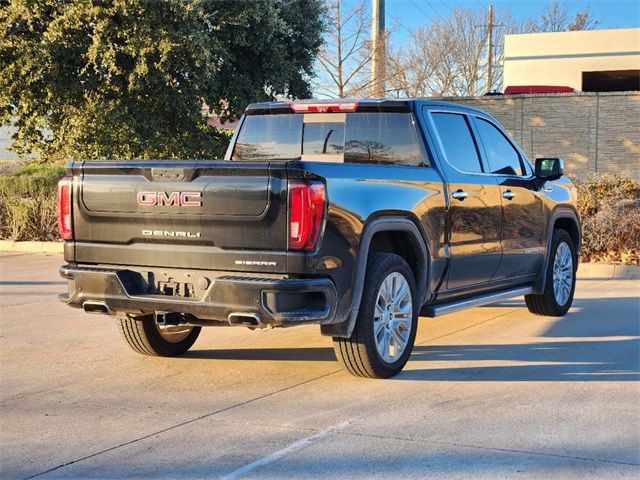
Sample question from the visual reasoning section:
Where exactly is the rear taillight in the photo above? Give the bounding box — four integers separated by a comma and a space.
57, 177, 73, 241
288, 180, 326, 251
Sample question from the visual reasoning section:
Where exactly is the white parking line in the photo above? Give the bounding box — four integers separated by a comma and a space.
218, 420, 353, 480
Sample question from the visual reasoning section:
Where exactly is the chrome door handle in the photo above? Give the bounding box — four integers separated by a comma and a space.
451, 190, 468, 200
502, 190, 516, 200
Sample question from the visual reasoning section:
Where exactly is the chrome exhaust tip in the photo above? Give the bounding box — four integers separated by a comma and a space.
227, 312, 264, 328
83, 301, 113, 315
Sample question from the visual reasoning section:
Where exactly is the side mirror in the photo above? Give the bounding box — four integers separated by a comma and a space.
535, 157, 564, 180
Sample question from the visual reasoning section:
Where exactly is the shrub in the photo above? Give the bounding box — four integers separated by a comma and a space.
0, 164, 64, 241
573, 175, 640, 265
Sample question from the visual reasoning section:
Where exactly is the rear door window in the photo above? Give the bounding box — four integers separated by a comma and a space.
231, 115, 302, 161
431, 113, 483, 174
344, 113, 426, 166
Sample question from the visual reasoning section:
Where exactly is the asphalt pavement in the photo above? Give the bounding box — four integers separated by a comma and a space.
1, 252, 639, 479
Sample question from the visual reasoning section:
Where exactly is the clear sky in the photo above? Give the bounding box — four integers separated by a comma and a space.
382, 0, 639, 44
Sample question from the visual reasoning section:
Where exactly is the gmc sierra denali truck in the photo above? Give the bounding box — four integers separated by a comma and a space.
58, 99, 580, 378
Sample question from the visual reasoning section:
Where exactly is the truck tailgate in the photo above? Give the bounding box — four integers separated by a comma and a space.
70, 160, 288, 272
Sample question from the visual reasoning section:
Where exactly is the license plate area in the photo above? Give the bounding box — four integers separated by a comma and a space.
158, 280, 195, 298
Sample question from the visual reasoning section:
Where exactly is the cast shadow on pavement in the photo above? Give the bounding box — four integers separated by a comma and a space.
183, 296, 639, 382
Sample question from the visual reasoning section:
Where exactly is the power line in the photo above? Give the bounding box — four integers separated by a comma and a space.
410, 0, 438, 22
392, 15, 414, 35
436, 0, 458, 16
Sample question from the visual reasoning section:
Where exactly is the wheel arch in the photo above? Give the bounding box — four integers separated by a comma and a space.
322, 215, 430, 338
533, 207, 581, 294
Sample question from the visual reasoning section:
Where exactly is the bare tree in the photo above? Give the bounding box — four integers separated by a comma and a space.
386, 22, 457, 97
315, 0, 372, 98
449, 9, 490, 96
387, 8, 508, 97
568, 8, 600, 31
384, 1, 600, 99
524, 1, 599, 32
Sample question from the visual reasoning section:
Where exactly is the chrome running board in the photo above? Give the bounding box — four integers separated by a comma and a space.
424, 286, 533, 317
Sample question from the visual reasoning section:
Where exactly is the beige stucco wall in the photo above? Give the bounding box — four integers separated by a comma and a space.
442, 92, 640, 179
503, 28, 640, 90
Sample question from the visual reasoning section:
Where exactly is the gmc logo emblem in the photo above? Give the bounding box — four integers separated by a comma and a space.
137, 191, 202, 207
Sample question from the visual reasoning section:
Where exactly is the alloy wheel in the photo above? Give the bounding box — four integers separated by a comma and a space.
552, 241, 573, 306
373, 272, 413, 363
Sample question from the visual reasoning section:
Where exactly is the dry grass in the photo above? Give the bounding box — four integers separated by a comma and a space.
573, 175, 640, 265
0, 164, 63, 241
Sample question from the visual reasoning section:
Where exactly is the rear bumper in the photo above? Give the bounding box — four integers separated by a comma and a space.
59, 264, 338, 327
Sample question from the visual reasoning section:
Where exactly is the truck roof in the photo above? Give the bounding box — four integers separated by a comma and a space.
245, 98, 489, 116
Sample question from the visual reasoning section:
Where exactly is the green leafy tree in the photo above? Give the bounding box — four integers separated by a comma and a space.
0, 0, 324, 161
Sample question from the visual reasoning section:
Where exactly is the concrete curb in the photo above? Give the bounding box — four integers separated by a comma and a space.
0, 241, 638, 279
0, 240, 63, 254
577, 263, 640, 280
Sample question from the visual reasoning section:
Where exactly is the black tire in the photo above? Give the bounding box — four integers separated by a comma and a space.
525, 229, 577, 316
116, 314, 201, 357
333, 253, 419, 378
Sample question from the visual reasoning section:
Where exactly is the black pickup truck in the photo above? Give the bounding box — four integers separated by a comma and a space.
58, 99, 580, 378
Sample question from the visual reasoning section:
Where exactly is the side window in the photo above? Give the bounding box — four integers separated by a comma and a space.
232, 115, 302, 161
431, 113, 483, 173
475, 118, 524, 176
344, 113, 426, 166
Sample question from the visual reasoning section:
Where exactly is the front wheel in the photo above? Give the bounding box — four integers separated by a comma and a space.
116, 314, 201, 356
333, 253, 418, 378
525, 229, 577, 316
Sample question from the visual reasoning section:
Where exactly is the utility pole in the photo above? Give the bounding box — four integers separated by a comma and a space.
371, 0, 385, 97
486, 4, 494, 92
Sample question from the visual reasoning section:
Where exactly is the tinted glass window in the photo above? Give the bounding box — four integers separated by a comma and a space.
431, 113, 482, 173
232, 115, 302, 161
475, 118, 523, 175
303, 122, 345, 155
344, 113, 425, 166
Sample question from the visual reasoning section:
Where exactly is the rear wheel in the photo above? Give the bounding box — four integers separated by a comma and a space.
525, 229, 577, 316
116, 314, 201, 356
333, 253, 418, 378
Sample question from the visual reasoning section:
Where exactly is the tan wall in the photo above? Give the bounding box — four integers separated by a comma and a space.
503, 29, 640, 90
442, 92, 640, 179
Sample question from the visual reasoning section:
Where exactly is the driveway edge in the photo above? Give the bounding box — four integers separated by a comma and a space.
0, 240, 63, 254
577, 262, 639, 279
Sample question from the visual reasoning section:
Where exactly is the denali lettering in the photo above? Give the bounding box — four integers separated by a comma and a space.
142, 230, 201, 238
137, 191, 202, 207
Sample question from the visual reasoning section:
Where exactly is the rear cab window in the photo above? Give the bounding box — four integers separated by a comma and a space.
345, 113, 425, 166
231, 115, 302, 160
231, 110, 428, 167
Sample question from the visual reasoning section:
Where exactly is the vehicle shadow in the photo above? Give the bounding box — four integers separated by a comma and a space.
399, 338, 638, 381
183, 347, 337, 362
398, 295, 639, 382
184, 296, 639, 382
